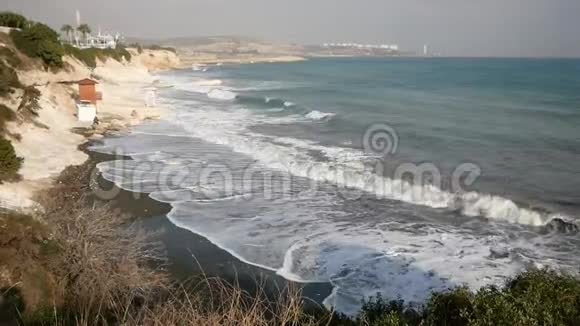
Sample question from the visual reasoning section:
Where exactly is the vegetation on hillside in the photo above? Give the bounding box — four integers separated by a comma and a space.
0, 137, 22, 182
0, 57, 22, 96
63, 43, 132, 68
10, 21, 64, 68
3, 12, 134, 69
0, 104, 16, 132
0, 129, 21, 184
0, 11, 28, 29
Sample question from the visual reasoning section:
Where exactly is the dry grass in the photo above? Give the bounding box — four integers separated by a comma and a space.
124, 278, 324, 326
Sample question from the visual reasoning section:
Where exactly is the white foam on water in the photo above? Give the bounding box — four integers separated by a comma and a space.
207, 89, 237, 101
193, 79, 223, 86
305, 110, 336, 121
267, 108, 285, 112
175, 106, 573, 227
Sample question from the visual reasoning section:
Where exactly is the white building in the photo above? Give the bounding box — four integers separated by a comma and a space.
76, 33, 120, 49
65, 10, 121, 49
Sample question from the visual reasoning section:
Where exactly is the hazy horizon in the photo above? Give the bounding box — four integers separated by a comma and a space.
2, 0, 580, 57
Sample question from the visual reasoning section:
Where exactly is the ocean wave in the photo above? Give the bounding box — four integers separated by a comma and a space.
193, 79, 223, 86
175, 116, 574, 227
305, 110, 336, 121
236, 95, 289, 108
161, 74, 574, 227
207, 89, 237, 101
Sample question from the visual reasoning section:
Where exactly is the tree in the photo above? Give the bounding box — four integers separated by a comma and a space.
0, 11, 28, 29
77, 24, 91, 44
60, 24, 73, 44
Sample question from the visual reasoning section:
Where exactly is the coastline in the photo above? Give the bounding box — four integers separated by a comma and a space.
0, 46, 178, 213
0, 37, 331, 312
88, 148, 333, 307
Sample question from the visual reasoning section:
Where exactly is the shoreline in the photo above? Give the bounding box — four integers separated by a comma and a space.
0, 47, 178, 213
88, 148, 334, 308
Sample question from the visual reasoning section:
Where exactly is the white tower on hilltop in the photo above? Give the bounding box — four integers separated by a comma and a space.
423, 44, 428, 56
76, 10, 81, 27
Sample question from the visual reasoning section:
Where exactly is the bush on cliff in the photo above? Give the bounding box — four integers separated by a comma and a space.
0, 104, 16, 132
0, 11, 28, 29
10, 22, 63, 68
0, 136, 22, 182
64, 44, 132, 69
63, 44, 97, 68
0, 59, 22, 97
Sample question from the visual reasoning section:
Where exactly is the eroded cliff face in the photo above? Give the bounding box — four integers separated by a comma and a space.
128, 48, 180, 72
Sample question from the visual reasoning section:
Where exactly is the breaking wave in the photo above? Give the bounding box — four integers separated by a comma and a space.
305, 110, 336, 121
172, 109, 574, 227
207, 89, 237, 100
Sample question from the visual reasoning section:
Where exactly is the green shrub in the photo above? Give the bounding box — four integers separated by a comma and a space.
115, 44, 132, 62
467, 269, 580, 326
0, 104, 16, 132
64, 44, 132, 68
0, 11, 28, 29
425, 287, 473, 326
64, 44, 97, 68
0, 60, 21, 97
346, 269, 580, 326
0, 136, 22, 182
10, 22, 63, 68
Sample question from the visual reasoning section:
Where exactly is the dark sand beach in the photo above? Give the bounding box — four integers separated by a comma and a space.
88, 148, 333, 306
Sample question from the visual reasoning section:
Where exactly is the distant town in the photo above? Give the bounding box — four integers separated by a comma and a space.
322, 43, 399, 51
303, 42, 433, 57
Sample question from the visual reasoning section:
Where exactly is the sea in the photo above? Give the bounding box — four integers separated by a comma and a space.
90, 57, 580, 315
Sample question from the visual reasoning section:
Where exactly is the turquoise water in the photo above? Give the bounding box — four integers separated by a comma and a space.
93, 58, 580, 315
213, 58, 580, 214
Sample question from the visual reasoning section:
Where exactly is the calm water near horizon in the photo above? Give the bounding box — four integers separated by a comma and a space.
91, 57, 580, 315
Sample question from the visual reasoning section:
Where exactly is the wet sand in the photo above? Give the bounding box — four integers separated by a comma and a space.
88, 149, 333, 306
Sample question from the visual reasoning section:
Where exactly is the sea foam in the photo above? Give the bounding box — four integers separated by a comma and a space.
305, 110, 336, 121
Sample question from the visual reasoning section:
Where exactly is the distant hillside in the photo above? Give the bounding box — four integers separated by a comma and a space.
125, 35, 305, 66
126, 35, 303, 55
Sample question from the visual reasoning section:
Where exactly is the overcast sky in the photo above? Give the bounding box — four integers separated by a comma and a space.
3, 0, 579, 57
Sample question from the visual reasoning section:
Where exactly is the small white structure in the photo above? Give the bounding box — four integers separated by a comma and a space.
145, 88, 157, 107
77, 33, 120, 49
76, 101, 96, 122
